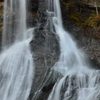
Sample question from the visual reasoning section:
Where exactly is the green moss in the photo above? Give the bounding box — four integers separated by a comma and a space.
63, 2, 74, 7
84, 14, 100, 30
69, 12, 86, 26
63, 2, 87, 26
0, 27, 2, 34
63, 3, 70, 6
62, 1, 100, 29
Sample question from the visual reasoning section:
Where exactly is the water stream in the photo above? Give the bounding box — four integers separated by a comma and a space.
0, 0, 35, 100
2, 0, 27, 50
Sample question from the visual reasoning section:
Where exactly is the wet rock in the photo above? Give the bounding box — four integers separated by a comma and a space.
79, 28, 100, 68
42, 83, 55, 93
29, 27, 60, 99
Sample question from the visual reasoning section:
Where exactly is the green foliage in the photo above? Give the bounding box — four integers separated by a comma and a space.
70, 12, 86, 25
63, 2, 74, 7
0, 27, 2, 34
85, 14, 100, 30
63, 2, 70, 6
62, 0, 100, 29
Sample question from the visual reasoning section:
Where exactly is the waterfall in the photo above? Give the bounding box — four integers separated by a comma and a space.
0, 0, 35, 100
1, 0, 100, 99
47, 0, 90, 75
2, 0, 27, 49
47, 0, 100, 100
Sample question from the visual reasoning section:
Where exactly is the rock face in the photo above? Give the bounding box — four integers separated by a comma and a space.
29, 28, 60, 100
28, 0, 60, 99
79, 27, 100, 68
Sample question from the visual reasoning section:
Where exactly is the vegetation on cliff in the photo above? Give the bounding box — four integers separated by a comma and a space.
62, 0, 100, 30
85, 14, 100, 29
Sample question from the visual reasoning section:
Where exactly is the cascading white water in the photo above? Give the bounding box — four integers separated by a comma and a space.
47, 0, 100, 100
51, 0, 90, 74
2, 0, 27, 49
0, 30, 34, 100
0, 0, 35, 100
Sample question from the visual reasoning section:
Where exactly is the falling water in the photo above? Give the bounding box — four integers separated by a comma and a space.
2, 0, 27, 49
47, 0, 100, 100
47, 0, 90, 75
0, 0, 34, 100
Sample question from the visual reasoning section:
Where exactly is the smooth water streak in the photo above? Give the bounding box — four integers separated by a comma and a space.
2, 0, 27, 50
0, 28, 35, 100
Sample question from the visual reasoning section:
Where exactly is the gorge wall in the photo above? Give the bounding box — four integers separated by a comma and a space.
0, 0, 100, 100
